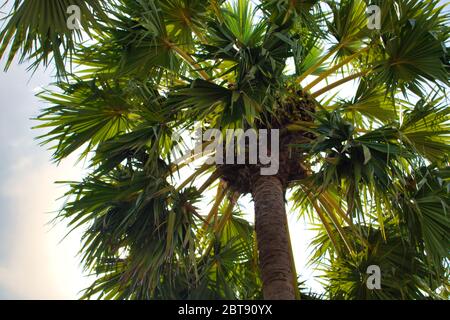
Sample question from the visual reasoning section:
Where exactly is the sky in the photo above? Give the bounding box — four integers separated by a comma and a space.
0, 61, 93, 299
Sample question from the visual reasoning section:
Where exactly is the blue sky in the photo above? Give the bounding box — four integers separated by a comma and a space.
0, 61, 93, 299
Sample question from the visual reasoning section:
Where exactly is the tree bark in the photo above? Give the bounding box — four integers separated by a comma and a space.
252, 175, 296, 300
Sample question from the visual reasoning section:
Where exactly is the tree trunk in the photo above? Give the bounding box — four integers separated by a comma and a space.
252, 175, 296, 300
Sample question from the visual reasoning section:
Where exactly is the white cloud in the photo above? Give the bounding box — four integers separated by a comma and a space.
0, 156, 90, 299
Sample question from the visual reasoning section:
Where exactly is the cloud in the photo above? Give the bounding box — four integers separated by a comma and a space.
0, 152, 91, 299
0, 60, 89, 299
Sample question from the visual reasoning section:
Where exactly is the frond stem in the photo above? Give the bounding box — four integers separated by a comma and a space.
311, 71, 368, 98
303, 46, 370, 92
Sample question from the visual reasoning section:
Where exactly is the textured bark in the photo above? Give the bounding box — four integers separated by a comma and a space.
252, 175, 295, 300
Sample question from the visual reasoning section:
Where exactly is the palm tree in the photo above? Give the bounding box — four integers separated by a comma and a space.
1, 0, 449, 300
